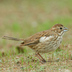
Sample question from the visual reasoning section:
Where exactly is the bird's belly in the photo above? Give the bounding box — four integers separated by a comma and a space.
32, 36, 62, 53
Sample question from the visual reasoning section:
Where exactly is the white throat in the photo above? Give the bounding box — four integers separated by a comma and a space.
58, 31, 64, 36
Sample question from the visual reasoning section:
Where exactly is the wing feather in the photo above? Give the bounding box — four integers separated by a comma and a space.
21, 30, 54, 46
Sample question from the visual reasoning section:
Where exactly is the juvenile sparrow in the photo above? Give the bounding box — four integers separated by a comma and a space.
3, 24, 68, 63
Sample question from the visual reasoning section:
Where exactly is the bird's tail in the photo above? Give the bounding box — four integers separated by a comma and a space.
2, 36, 24, 41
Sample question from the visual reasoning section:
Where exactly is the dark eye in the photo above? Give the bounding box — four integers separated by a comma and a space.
60, 27, 62, 29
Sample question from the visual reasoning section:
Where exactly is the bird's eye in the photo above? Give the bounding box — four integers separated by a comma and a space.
60, 27, 62, 29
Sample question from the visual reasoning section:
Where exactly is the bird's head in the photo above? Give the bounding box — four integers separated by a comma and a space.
51, 24, 68, 36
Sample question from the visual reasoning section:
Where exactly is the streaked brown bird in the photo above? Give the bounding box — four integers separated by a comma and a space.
2, 24, 68, 63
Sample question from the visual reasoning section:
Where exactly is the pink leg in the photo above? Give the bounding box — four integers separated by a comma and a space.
35, 53, 46, 63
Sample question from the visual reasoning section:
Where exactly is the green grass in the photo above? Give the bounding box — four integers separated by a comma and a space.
0, 0, 72, 72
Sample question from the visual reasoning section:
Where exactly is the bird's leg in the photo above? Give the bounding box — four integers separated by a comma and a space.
35, 53, 46, 63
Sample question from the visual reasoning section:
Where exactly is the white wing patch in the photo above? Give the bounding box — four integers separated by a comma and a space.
39, 36, 53, 43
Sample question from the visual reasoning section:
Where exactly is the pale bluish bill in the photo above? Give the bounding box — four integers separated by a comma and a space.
64, 27, 68, 32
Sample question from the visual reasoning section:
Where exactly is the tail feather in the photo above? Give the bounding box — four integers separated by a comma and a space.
2, 36, 23, 41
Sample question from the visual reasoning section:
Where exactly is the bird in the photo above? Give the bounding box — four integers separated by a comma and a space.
2, 24, 68, 63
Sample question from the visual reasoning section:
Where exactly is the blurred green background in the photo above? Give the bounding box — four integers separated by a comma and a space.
0, 0, 72, 72
0, 0, 71, 53
0, 0, 72, 54
0, 0, 72, 44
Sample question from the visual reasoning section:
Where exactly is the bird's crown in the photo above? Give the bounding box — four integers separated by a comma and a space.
51, 24, 68, 35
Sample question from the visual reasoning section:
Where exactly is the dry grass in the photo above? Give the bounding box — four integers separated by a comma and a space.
0, 0, 72, 72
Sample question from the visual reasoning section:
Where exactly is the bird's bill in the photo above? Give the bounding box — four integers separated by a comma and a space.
64, 27, 68, 32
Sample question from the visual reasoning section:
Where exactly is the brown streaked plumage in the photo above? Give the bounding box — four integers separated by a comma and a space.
2, 24, 68, 63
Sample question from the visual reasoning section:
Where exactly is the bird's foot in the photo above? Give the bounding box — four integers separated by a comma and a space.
40, 59, 47, 64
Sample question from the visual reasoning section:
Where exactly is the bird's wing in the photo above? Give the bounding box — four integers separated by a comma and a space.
21, 30, 54, 46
